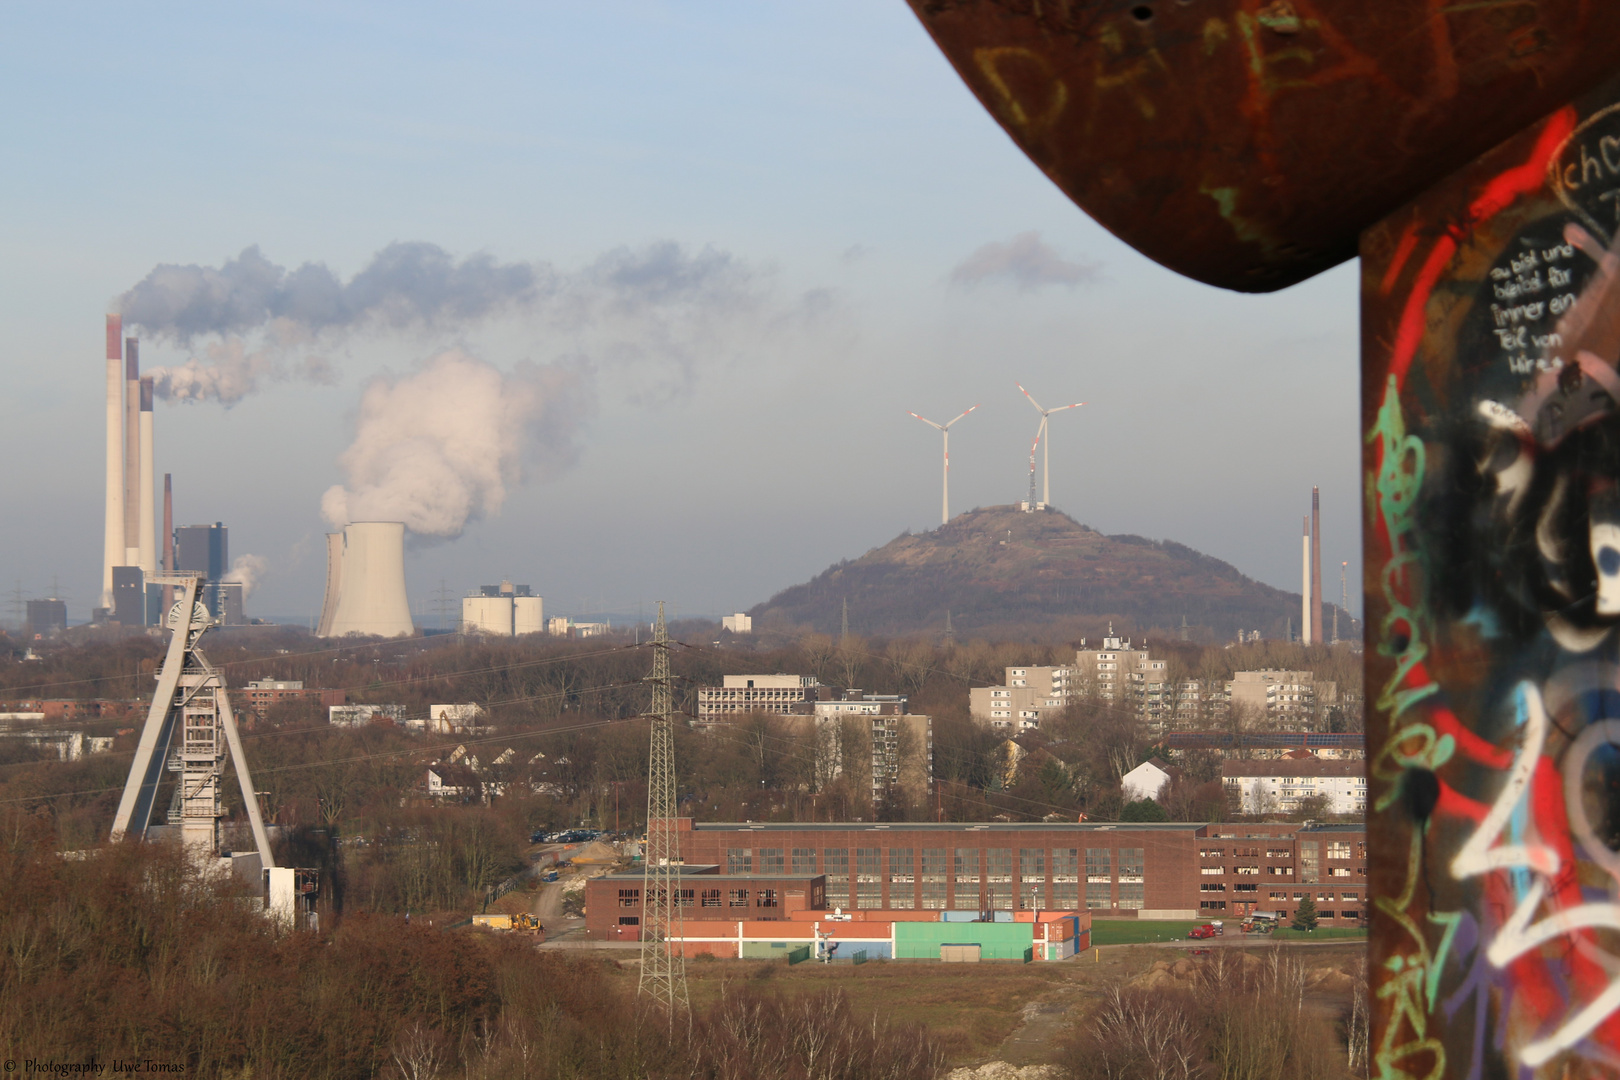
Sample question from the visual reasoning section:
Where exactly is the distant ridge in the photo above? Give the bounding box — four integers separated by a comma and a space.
749, 505, 1332, 643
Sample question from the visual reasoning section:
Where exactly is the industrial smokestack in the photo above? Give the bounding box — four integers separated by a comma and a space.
123, 337, 141, 566
1310, 486, 1323, 645
162, 473, 174, 615
138, 377, 155, 576
320, 522, 413, 638
1301, 516, 1313, 646
102, 315, 125, 610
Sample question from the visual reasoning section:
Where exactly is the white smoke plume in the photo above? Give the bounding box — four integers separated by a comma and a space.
149, 334, 336, 405
222, 554, 269, 598
121, 243, 544, 340
320, 349, 586, 539
121, 240, 795, 406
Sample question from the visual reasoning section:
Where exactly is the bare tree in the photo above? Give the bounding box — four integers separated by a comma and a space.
391, 1019, 446, 1080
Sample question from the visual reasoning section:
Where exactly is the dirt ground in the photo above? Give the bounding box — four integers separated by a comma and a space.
595, 941, 1367, 1069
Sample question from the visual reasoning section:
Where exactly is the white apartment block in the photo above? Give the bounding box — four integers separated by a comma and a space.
1227, 670, 1338, 728
1221, 758, 1367, 815
696, 674, 821, 727
721, 613, 753, 634
1075, 633, 1170, 729
969, 666, 1073, 731
970, 632, 1171, 731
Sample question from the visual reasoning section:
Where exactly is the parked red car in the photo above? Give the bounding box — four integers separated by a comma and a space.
1188, 924, 1218, 939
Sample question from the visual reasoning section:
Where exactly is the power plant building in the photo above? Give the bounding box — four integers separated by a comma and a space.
316, 522, 414, 638
460, 582, 542, 636
25, 599, 68, 638
174, 523, 228, 582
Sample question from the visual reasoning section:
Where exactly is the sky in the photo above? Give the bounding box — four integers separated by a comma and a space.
0, 2, 1361, 630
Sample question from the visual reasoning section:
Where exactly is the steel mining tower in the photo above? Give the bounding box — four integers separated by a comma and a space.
109, 575, 273, 866
638, 601, 688, 1024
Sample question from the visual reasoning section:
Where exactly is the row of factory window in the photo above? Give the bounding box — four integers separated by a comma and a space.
621, 880, 1147, 912
1199, 841, 1357, 860
1200, 901, 1360, 918
725, 846, 1143, 880
1199, 885, 1361, 900
619, 887, 783, 909
825, 880, 1141, 911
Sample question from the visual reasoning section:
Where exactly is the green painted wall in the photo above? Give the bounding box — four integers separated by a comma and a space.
894, 921, 1033, 960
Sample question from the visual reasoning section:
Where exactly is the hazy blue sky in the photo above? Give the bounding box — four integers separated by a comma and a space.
0, 3, 1360, 629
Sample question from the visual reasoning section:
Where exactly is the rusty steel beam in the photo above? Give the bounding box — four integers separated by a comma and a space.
906, 0, 1620, 292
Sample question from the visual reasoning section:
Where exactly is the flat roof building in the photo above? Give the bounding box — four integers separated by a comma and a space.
674, 819, 1365, 926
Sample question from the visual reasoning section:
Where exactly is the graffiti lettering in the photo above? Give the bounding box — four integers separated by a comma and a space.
1450, 682, 1620, 1066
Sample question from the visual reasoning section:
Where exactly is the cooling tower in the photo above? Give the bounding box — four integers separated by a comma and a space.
315, 532, 343, 637
138, 377, 155, 575
102, 316, 124, 610
514, 595, 544, 635
320, 522, 413, 638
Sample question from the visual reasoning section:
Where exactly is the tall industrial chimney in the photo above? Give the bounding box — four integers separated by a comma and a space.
161, 473, 174, 616
138, 377, 155, 575
123, 337, 141, 566
1310, 486, 1323, 644
1301, 516, 1313, 646
102, 315, 125, 610
320, 522, 413, 638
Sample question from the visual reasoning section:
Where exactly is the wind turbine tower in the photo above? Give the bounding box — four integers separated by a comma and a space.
1017, 383, 1085, 508
908, 405, 979, 526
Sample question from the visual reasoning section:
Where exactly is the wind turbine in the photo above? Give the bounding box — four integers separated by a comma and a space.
908, 405, 979, 525
1017, 383, 1085, 508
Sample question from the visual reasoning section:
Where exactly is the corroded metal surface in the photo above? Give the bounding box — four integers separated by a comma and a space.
1363, 72, 1620, 1075
908, 0, 1620, 292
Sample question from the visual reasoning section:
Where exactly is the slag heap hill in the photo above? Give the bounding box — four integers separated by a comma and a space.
750, 505, 1306, 643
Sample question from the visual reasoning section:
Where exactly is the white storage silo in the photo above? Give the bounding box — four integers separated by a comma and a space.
462, 594, 514, 635
513, 595, 544, 635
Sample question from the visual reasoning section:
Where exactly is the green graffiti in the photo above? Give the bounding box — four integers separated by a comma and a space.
1374, 723, 1455, 812
1370, 375, 1437, 723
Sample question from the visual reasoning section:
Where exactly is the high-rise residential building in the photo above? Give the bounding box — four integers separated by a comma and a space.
970, 631, 1171, 731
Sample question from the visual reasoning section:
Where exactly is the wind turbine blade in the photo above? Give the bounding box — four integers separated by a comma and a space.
1051, 401, 1087, 414
944, 404, 980, 429
908, 411, 945, 430
1017, 383, 1046, 414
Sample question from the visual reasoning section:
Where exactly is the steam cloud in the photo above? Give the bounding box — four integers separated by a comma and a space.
222, 554, 269, 598
121, 240, 786, 405
320, 349, 586, 539
950, 231, 1100, 292
121, 243, 542, 339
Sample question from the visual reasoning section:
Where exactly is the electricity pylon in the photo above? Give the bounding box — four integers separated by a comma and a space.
638, 602, 688, 1026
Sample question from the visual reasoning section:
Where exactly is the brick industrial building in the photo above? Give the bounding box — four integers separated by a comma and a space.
588, 819, 1367, 930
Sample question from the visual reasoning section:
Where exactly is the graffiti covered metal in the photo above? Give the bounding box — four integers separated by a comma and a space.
1364, 73, 1620, 1077
906, 1, 1620, 293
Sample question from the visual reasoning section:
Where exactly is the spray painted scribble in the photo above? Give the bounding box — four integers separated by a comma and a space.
320, 349, 586, 540
1364, 77, 1620, 1077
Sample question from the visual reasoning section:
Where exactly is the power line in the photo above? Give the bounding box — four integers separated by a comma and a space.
639, 602, 688, 1025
